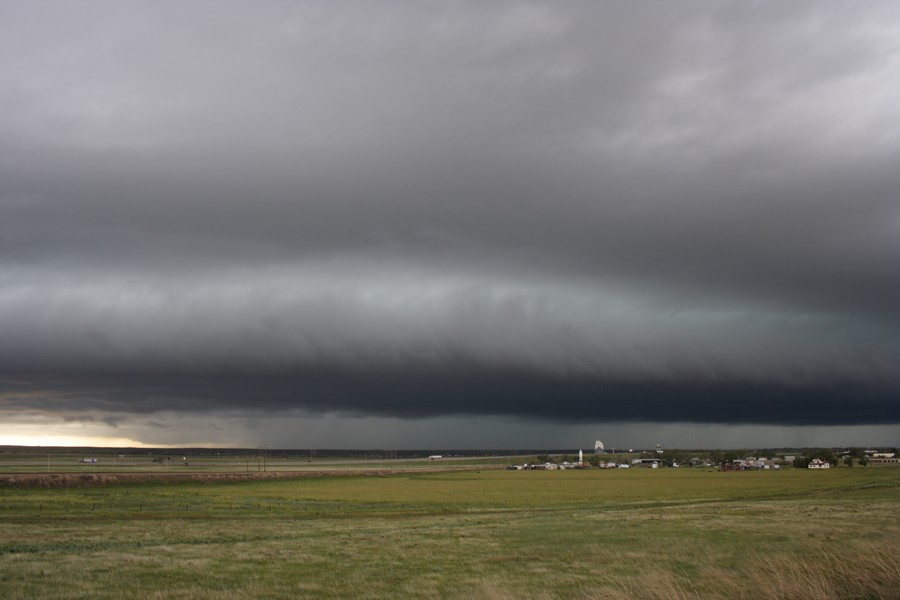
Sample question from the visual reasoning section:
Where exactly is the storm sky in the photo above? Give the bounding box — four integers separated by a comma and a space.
1, 1, 898, 448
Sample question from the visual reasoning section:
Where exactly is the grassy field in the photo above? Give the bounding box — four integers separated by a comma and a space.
1, 467, 898, 599
0, 451, 515, 474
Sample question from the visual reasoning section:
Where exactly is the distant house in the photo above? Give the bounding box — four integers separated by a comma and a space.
808, 459, 831, 469
739, 457, 778, 470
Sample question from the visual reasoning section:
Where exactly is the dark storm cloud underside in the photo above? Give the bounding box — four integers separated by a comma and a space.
2, 2, 899, 434
3, 372, 897, 426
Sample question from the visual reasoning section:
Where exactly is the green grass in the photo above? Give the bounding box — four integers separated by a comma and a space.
1, 468, 898, 599
0, 450, 521, 474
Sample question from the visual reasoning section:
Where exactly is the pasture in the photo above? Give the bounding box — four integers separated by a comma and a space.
1, 467, 898, 599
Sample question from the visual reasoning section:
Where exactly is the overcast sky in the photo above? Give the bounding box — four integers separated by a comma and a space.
1, 1, 898, 449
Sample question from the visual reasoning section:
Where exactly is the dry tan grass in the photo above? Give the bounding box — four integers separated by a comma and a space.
469, 538, 900, 600
730, 542, 900, 600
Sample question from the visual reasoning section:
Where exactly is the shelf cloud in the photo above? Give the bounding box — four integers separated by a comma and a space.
1, 1, 898, 445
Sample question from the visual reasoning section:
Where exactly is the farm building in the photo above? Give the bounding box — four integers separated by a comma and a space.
808, 459, 831, 469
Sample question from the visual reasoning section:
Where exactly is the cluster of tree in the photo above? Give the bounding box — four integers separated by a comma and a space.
703, 450, 747, 465
793, 448, 838, 468
842, 447, 868, 467
656, 450, 694, 467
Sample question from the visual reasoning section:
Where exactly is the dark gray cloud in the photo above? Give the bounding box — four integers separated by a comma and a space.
1, 1, 898, 443
2, 371, 897, 428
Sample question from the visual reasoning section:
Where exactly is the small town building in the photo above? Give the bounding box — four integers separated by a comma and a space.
868, 457, 900, 465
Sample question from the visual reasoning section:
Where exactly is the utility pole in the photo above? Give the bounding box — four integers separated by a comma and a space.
257, 444, 269, 472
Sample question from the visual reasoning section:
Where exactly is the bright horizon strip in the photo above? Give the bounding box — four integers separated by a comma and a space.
0, 433, 237, 448
0, 418, 157, 447
0, 433, 163, 448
